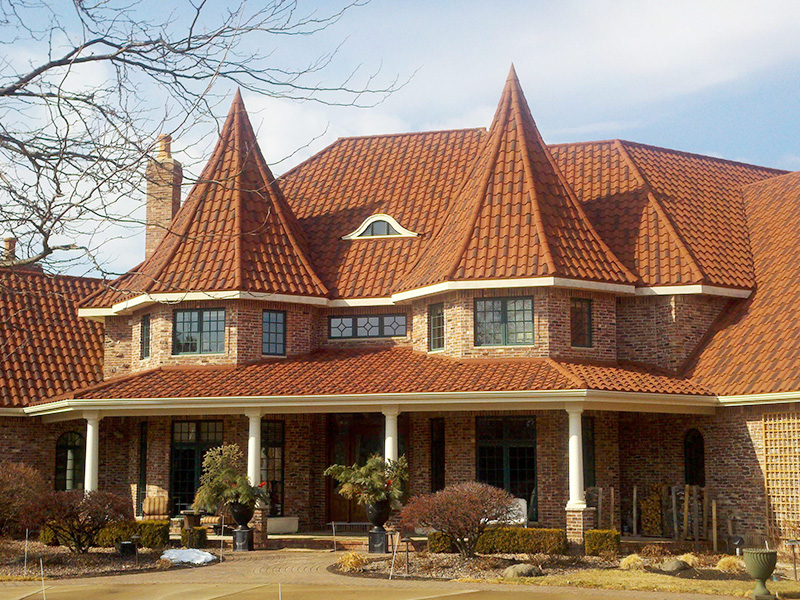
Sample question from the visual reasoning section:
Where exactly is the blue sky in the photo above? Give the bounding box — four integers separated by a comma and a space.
33, 0, 800, 274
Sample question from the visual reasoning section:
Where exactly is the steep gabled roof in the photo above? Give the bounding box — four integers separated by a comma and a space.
82, 91, 327, 308
1, 269, 103, 407
398, 67, 636, 293
686, 171, 800, 394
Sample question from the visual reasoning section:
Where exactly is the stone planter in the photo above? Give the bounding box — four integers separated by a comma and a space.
743, 548, 778, 600
366, 499, 392, 532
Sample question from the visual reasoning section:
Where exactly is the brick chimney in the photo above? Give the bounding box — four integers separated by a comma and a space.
145, 134, 182, 259
3, 237, 16, 262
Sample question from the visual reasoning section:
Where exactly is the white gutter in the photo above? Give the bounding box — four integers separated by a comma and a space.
0, 407, 26, 417
23, 388, 717, 422
718, 390, 800, 407
635, 285, 751, 299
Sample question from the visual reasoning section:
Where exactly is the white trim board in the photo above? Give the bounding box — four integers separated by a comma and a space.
635, 285, 751, 298
341, 214, 418, 240
718, 390, 800, 406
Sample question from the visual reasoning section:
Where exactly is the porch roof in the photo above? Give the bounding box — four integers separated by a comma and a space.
33, 347, 712, 406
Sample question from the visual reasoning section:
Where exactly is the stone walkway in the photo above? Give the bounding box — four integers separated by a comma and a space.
0, 550, 740, 600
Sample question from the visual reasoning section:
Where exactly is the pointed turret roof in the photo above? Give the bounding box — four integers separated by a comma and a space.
83, 91, 328, 308
398, 66, 636, 294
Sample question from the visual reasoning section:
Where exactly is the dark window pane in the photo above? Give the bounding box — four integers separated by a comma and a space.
430, 418, 445, 492
361, 220, 400, 237
137, 422, 148, 515
140, 315, 150, 359
506, 417, 536, 441
477, 417, 504, 441
582, 416, 596, 488
202, 309, 225, 353
55, 432, 85, 491
174, 309, 225, 354
261, 420, 285, 517
570, 298, 593, 347
475, 299, 504, 345
171, 420, 223, 514
262, 310, 286, 355
684, 429, 705, 486
477, 446, 504, 489
429, 303, 445, 351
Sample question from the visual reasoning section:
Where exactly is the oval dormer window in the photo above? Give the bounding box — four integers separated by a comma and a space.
342, 214, 418, 240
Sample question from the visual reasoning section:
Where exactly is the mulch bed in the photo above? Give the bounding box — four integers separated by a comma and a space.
0, 539, 167, 579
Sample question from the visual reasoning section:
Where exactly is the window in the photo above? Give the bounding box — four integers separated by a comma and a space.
55, 432, 84, 491
261, 421, 285, 517
582, 416, 596, 488
173, 308, 225, 354
476, 417, 537, 521
570, 298, 593, 347
329, 314, 407, 339
140, 314, 151, 359
475, 297, 534, 346
342, 214, 418, 239
429, 303, 444, 351
262, 310, 286, 356
361, 220, 400, 237
137, 421, 148, 515
170, 420, 223, 514
684, 429, 705, 486
430, 418, 445, 492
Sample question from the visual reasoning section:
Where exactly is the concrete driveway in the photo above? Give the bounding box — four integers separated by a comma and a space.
0, 550, 738, 600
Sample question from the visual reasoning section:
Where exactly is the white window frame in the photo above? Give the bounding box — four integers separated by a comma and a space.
342, 213, 418, 240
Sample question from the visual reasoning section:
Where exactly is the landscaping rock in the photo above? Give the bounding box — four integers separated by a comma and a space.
661, 558, 691, 574
502, 563, 543, 578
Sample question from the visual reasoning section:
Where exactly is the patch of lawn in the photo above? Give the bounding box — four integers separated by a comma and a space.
477, 569, 800, 598
0, 575, 38, 581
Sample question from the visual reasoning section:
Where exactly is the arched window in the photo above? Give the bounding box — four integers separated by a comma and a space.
684, 428, 705, 487
342, 214, 418, 239
55, 432, 85, 491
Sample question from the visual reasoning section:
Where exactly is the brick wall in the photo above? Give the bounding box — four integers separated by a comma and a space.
617, 295, 729, 372
410, 288, 616, 361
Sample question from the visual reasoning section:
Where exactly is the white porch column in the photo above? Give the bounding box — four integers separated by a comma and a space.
566, 406, 586, 510
84, 412, 101, 493
246, 412, 262, 485
383, 407, 400, 462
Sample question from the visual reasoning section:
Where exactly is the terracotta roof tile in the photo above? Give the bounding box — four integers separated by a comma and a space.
50, 347, 710, 402
83, 91, 327, 308
687, 171, 800, 394
398, 67, 635, 292
0, 269, 103, 407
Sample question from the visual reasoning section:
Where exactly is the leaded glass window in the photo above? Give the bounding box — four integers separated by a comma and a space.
262, 310, 286, 356
429, 303, 445, 351
475, 297, 534, 346
140, 314, 150, 359
328, 314, 407, 339
173, 308, 225, 354
476, 416, 537, 521
261, 420, 285, 517
570, 298, 593, 347
55, 432, 85, 491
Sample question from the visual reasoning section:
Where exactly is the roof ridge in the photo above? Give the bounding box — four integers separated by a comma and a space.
543, 358, 585, 387
335, 127, 487, 142
613, 140, 706, 284
617, 139, 787, 174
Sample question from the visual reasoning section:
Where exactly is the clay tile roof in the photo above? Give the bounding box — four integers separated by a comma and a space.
0, 269, 103, 407
82, 91, 327, 308
554, 360, 712, 395
687, 170, 800, 395
48, 346, 710, 402
397, 66, 636, 293
280, 128, 487, 298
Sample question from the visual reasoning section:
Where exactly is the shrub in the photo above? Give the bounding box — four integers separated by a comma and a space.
619, 554, 645, 571
475, 527, 567, 555
677, 552, 699, 568
38, 523, 59, 546
584, 530, 621, 556
324, 454, 408, 508
427, 531, 457, 553
715, 555, 744, 573
40, 490, 133, 553
97, 520, 139, 548
138, 520, 170, 549
400, 482, 518, 558
336, 551, 369, 573
0, 462, 50, 536
181, 526, 207, 549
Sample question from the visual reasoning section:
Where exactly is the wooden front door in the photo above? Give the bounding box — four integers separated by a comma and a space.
328, 414, 384, 523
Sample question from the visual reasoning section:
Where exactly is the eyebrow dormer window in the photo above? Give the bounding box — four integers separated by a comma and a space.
342, 214, 418, 240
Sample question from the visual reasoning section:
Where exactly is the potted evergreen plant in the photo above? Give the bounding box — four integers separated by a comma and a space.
325, 454, 408, 532
193, 444, 268, 530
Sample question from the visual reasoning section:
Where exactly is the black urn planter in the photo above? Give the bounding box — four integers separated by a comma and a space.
365, 499, 392, 533
228, 501, 255, 530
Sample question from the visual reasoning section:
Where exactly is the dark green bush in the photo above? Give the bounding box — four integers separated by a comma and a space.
39, 523, 59, 546
181, 526, 207, 549
427, 531, 457, 553
97, 520, 139, 548
429, 527, 567, 555
584, 529, 621, 556
475, 527, 567, 555
138, 520, 170, 549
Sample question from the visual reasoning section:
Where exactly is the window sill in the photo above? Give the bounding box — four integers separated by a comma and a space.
328, 336, 407, 342
428, 348, 445, 354
473, 344, 537, 349
570, 345, 594, 349
171, 352, 226, 357
262, 354, 287, 358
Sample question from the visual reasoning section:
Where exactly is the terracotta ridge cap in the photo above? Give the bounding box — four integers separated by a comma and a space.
613, 140, 706, 284
617, 139, 787, 174
543, 358, 585, 387
335, 127, 488, 142
742, 168, 800, 192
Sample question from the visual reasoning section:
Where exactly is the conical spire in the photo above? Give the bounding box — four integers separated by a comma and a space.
103, 91, 328, 299
399, 67, 635, 292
